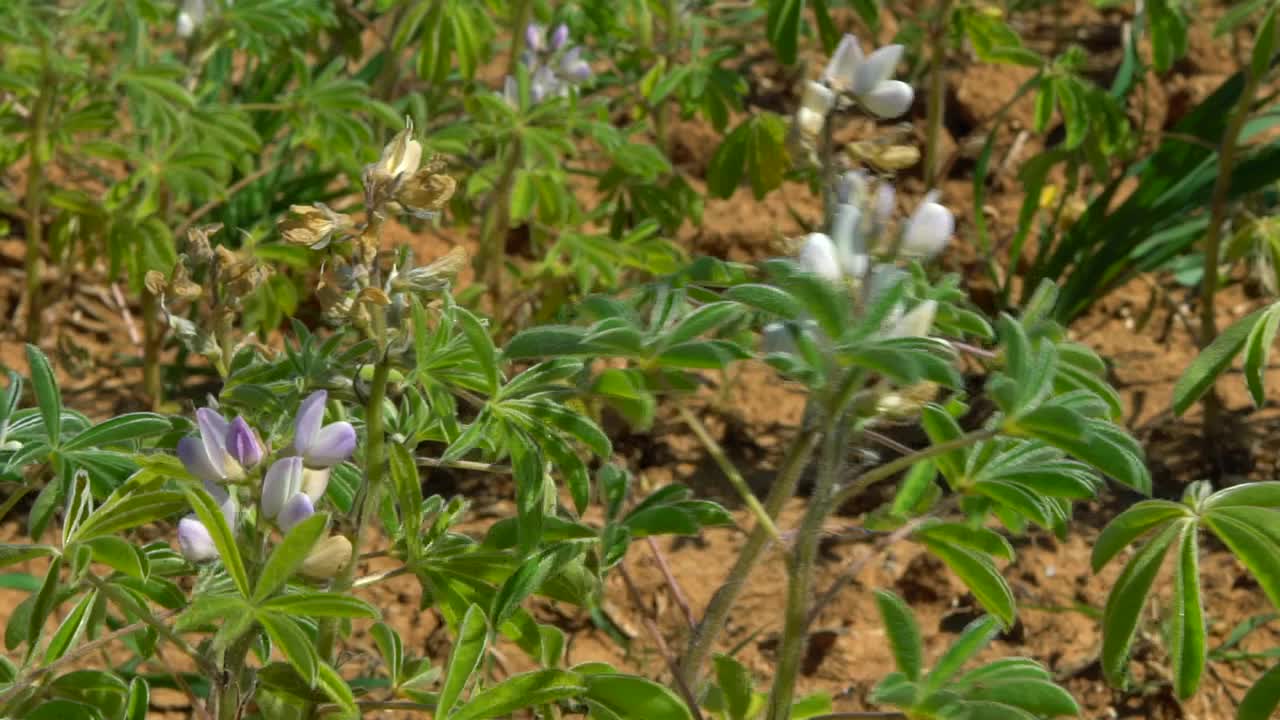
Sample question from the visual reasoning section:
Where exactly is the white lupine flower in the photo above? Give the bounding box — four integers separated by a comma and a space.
797, 233, 842, 281
885, 300, 938, 339
822, 34, 914, 119
176, 0, 206, 38
795, 108, 826, 139
901, 191, 954, 258
177, 516, 217, 563
830, 202, 868, 279
261, 457, 303, 521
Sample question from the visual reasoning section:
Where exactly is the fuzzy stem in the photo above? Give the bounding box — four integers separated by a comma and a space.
479, 139, 522, 309
924, 0, 952, 189
829, 428, 999, 509
23, 59, 54, 343
766, 412, 848, 720
677, 424, 819, 691
1198, 65, 1264, 438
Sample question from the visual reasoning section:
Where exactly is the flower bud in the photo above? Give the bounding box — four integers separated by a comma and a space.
860, 80, 914, 120
178, 516, 218, 563
797, 233, 842, 282
300, 535, 353, 581
551, 23, 569, 51
901, 191, 954, 258
794, 108, 826, 140
525, 23, 545, 54
226, 417, 263, 470
886, 300, 938, 339
176, 0, 206, 38
261, 457, 304, 521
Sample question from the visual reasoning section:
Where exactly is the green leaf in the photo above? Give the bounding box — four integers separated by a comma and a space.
1243, 304, 1280, 408
726, 284, 803, 320
967, 679, 1079, 716
1101, 521, 1181, 686
1240, 662, 1280, 720
25, 345, 62, 445
452, 669, 587, 720
0, 544, 58, 569
43, 590, 96, 664
63, 413, 170, 451
253, 513, 328, 603
1170, 522, 1205, 699
766, 0, 804, 65
491, 543, 582, 624
920, 537, 1015, 628
923, 615, 1002, 693
916, 522, 1014, 562
260, 592, 379, 619
84, 537, 146, 579
713, 654, 754, 720
258, 611, 317, 687
317, 659, 358, 713
25, 700, 103, 720
71, 491, 188, 542
1091, 500, 1189, 571
583, 673, 693, 720
1253, 5, 1277, 81
1205, 482, 1280, 510
456, 308, 499, 394
1173, 307, 1266, 416
183, 486, 250, 598
874, 590, 923, 681
124, 678, 149, 720
1204, 510, 1280, 609
27, 557, 63, 655
438, 605, 489, 717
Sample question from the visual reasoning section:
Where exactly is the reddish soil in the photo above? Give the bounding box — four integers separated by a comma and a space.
2, 2, 1278, 719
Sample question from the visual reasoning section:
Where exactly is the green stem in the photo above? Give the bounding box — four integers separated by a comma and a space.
677, 405, 782, 540
24, 59, 54, 344
677, 424, 819, 691
316, 307, 392, 664
924, 0, 952, 189
828, 428, 999, 509
479, 139, 522, 309
766, 411, 848, 720
1198, 64, 1264, 438
654, 0, 682, 155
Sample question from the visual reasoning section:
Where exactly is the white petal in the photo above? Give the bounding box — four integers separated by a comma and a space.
823, 34, 863, 93
395, 139, 423, 177
261, 457, 303, 520
860, 80, 914, 119
902, 198, 954, 258
853, 44, 904, 96
795, 108, 826, 138
886, 300, 938, 339
830, 203, 863, 258
797, 233, 842, 282
301, 467, 331, 503
800, 81, 835, 116
293, 391, 327, 456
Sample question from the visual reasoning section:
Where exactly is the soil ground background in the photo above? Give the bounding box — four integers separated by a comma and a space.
2, 2, 1279, 718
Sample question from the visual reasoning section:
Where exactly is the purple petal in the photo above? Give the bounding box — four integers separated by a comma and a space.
226, 417, 263, 469
293, 391, 328, 457
301, 467, 331, 503
525, 22, 544, 53
178, 436, 222, 485
278, 493, 315, 533
194, 407, 230, 474
305, 422, 357, 468
551, 23, 569, 51
261, 457, 303, 520
178, 516, 218, 563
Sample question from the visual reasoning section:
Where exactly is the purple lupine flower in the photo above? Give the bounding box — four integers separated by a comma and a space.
301, 467, 331, 503
530, 65, 558, 103
559, 46, 591, 82
291, 391, 357, 469
226, 417, 264, 469
261, 457, 303, 521
550, 23, 569, 51
278, 493, 315, 533
178, 407, 264, 484
178, 516, 218, 563
525, 22, 545, 54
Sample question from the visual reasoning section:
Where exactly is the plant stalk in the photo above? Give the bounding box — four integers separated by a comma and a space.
677, 405, 782, 540
924, 0, 952, 189
23, 60, 54, 343
1198, 64, 1263, 438
142, 289, 163, 409
677, 425, 819, 690
479, 138, 522, 309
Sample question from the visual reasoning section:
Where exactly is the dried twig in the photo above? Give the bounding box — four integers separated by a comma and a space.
618, 563, 706, 720
646, 537, 696, 631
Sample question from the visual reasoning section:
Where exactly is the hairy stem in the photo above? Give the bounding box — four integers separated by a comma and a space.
766, 413, 848, 720
677, 425, 819, 690
1198, 64, 1264, 439
829, 428, 999, 509
479, 138, 522, 310
924, 0, 952, 189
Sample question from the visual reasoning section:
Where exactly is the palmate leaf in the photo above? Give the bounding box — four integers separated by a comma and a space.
713, 654, 755, 720
438, 605, 488, 717
1091, 499, 1190, 571
1173, 306, 1270, 415
1203, 506, 1280, 609
1169, 522, 1206, 699
874, 590, 924, 681
451, 670, 587, 720
1240, 662, 1280, 720
766, 0, 804, 65
919, 536, 1015, 628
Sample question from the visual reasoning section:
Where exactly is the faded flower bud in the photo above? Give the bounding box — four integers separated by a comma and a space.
178, 516, 218, 563
145, 271, 168, 297
393, 246, 468, 296
847, 141, 921, 172
396, 165, 457, 218
184, 225, 218, 266
300, 535, 353, 580
214, 245, 272, 301
279, 203, 353, 250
